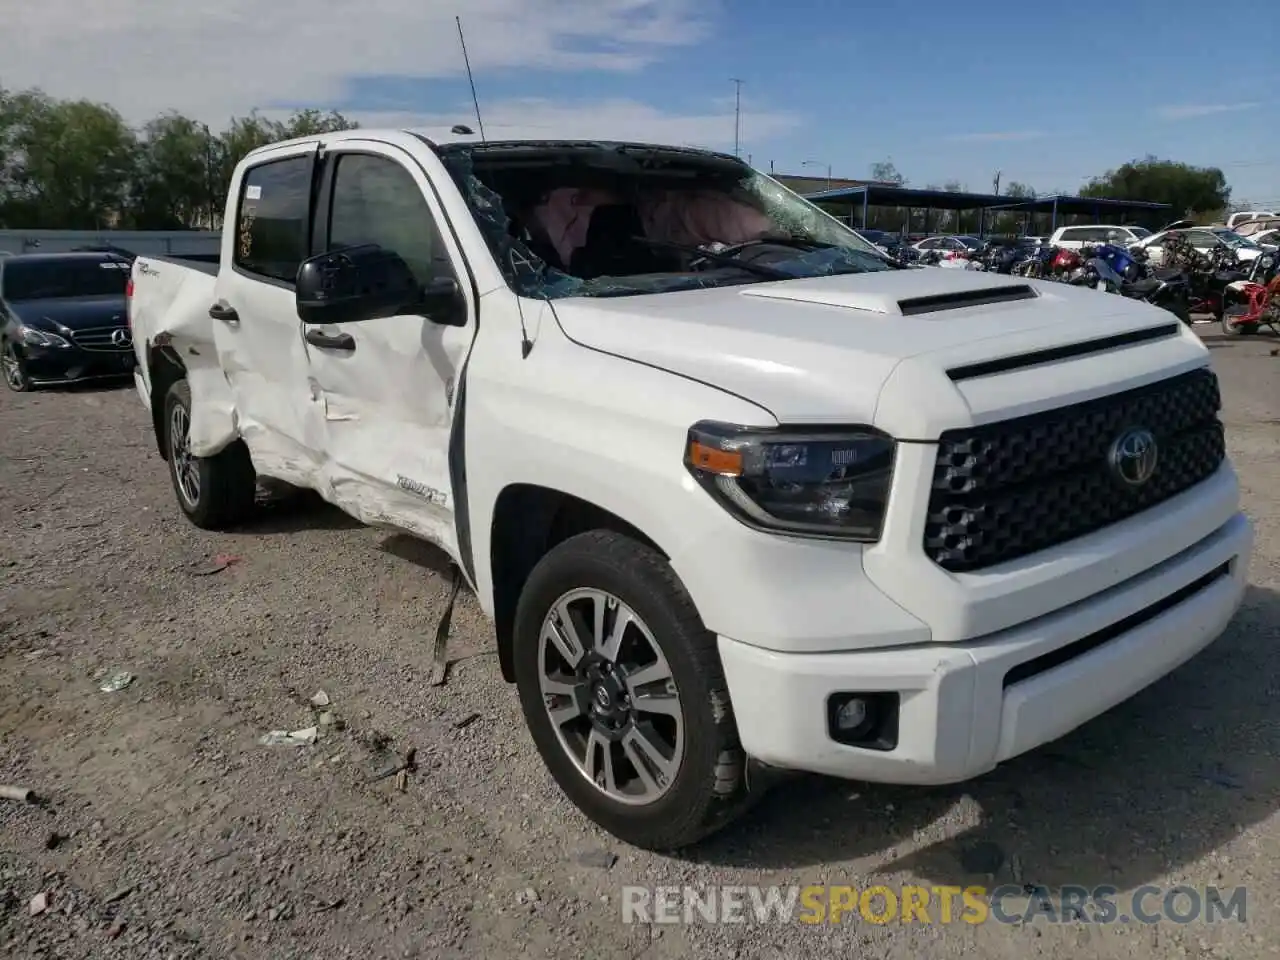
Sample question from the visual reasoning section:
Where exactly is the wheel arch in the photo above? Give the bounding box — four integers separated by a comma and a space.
147, 342, 187, 459
489, 483, 666, 682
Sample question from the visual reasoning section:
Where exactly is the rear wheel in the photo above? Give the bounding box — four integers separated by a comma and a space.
513, 530, 751, 850
2, 339, 31, 392
164, 379, 257, 529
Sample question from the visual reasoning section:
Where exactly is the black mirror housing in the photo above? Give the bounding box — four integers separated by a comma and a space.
419, 276, 466, 326
295, 244, 420, 325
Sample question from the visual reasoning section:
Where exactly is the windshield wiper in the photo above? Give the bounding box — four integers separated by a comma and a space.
755, 234, 907, 268
627, 236, 794, 280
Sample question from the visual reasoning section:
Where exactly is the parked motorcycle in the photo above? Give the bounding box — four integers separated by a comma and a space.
1162, 233, 1255, 327
1085, 242, 1143, 282
1221, 249, 1280, 336
1011, 243, 1060, 278
1077, 245, 1192, 323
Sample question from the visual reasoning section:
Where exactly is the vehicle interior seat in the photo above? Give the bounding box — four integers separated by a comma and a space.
569, 204, 670, 280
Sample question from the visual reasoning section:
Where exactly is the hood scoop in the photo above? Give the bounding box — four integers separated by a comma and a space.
897, 284, 1038, 316
738, 275, 1040, 316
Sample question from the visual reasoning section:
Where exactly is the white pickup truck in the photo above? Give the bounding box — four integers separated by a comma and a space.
127, 130, 1252, 850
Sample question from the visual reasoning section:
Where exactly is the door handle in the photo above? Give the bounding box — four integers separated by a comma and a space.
209, 301, 239, 323
305, 329, 356, 352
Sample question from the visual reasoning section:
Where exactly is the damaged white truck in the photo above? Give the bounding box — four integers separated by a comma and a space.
128, 130, 1253, 850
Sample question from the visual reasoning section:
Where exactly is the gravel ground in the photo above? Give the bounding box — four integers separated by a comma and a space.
2, 328, 1278, 959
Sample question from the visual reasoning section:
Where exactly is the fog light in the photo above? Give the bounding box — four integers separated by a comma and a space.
835, 697, 869, 732
826, 692, 900, 750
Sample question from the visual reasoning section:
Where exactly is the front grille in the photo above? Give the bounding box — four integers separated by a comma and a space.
70, 325, 131, 352
925, 368, 1224, 572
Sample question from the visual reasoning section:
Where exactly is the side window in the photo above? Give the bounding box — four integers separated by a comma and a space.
327, 154, 451, 285
1057, 228, 1083, 242
235, 156, 313, 284
918, 238, 936, 250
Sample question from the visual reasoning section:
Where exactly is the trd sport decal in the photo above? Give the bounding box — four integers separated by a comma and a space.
397, 475, 448, 506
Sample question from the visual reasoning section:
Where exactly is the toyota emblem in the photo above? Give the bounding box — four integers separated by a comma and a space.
110, 328, 132, 347
1107, 428, 1158, 487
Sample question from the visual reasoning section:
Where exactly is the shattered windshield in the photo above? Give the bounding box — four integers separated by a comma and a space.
433, 141, 895, 300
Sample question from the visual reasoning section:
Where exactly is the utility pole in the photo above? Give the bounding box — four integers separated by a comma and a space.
201, 122, 215, 229
993, 170, 1001, 195
729, 78, 743, 156
802, 160, 832, 192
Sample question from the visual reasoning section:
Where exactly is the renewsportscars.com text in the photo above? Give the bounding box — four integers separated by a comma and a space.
621, 884, 1247, 926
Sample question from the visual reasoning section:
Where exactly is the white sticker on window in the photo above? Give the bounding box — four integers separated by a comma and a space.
100, 261, 129, 269
245, 185, 262, 200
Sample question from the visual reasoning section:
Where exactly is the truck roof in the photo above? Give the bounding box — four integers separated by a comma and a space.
248, 128, 741, 164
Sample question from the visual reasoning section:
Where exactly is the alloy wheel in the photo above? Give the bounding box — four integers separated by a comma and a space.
538, 587, 684, 806
2, 343, 25, 391
169, 403, 200, 506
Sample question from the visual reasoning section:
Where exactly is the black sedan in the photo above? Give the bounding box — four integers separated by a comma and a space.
1, 252, 135, 392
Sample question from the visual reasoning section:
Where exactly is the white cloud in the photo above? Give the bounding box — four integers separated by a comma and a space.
0, 0, 728, 129
1153, 103, 1259, 120
335, 98, 801, 151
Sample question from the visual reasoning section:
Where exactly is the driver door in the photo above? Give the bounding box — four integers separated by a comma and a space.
303, 141, 477, 559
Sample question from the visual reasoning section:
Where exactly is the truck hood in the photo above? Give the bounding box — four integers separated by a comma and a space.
10, 296, 127, 332
550, 269, 1209, 438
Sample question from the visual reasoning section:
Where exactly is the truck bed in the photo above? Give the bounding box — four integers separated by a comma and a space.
144, 253, 220, 275
129, 253, 233, 455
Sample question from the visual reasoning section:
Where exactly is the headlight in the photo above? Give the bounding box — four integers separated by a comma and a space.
19, 325, 71, 348
684, 421, 895, 540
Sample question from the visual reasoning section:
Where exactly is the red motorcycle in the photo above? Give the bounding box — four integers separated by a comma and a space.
1221, 250, 1280, 337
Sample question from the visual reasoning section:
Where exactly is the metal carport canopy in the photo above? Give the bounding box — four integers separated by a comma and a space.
983, 194, 1172, 216
800, 184, 1172, 231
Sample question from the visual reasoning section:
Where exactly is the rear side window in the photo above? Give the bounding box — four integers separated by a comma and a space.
235, 156, 312, 284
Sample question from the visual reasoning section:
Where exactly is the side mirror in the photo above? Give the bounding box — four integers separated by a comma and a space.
419, 276, 467, 327
295, 244, 420, 325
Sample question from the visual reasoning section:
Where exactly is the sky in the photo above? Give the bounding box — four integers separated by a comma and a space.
3, 0, 1277, 206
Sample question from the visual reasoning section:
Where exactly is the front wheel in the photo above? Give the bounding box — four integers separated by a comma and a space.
1221, 307, 1258, 337
2, 339, 31, 392
163, 379, 257, 529
513, 530, 750, 850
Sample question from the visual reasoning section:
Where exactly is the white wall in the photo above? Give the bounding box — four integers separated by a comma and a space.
0, 230, 221, 257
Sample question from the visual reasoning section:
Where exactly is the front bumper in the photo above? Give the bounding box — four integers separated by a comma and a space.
718, 511, 1252, 784
21, 343, 136, 384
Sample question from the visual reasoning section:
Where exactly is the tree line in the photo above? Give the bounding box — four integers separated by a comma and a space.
0, 85, 358, 230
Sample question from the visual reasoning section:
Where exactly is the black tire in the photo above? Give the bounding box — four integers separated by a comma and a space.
1220, 313, 1258, 336
2, 338, 31, 392
513, 530, 752, 850
163, 379, 257, 529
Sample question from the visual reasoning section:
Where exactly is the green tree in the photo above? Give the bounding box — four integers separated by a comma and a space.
870, 160, 905, 186
280, 108, 360, 139
1080, 156, 1229, 218
2, 91, 138, 228
127, 112, 219, 229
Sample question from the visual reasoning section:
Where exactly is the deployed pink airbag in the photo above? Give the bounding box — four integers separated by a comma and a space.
639, 190, 772, 248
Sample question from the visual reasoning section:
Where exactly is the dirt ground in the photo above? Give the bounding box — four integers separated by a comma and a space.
2, 328, 1279, 959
